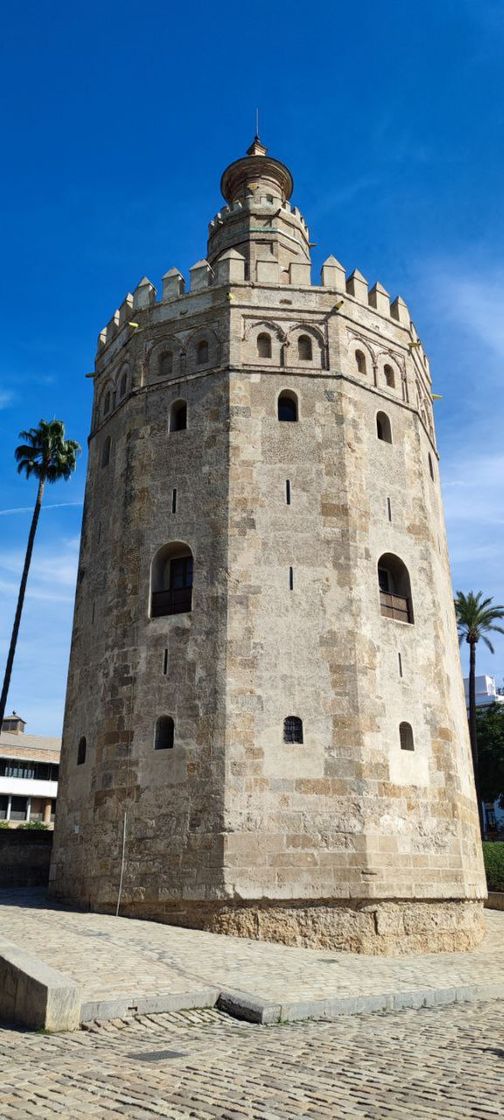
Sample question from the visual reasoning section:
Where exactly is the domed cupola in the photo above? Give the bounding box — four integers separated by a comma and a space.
208, 136, 311, 283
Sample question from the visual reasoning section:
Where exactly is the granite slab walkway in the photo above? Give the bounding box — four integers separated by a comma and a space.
1, 889, 503, 1025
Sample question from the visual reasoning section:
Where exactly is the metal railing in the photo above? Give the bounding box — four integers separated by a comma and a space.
151, 587, 192, 617
379, 591, 412, 624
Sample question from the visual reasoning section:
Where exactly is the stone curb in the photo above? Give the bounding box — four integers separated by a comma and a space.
80, 986, 219, 1023
0, 938, 81, 1031
215, 980, 504, 1024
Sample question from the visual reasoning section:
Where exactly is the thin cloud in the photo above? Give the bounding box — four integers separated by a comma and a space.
0, 501, 83, 517
0, 390, 15, 409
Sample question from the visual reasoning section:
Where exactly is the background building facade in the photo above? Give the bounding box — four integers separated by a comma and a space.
50, 139, 486, 952
0, 713, 59, 828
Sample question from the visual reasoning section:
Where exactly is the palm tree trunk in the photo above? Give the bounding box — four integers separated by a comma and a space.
468, 639, 485, 840
0, 478, 45, 728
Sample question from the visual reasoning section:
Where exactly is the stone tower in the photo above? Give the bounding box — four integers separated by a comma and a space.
50, 138, 486, 953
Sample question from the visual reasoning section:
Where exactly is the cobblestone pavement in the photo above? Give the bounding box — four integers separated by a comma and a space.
1, 1001, 503, 1118
1, 891, 503, 1022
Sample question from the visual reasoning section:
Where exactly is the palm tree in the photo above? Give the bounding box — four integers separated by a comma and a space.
0, 420, 81, 728
455, 590, 504, 838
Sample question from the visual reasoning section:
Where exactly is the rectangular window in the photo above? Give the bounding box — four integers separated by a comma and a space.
286, 479, 291, 505
289, 566, 294, 590
172, 488, 177, 514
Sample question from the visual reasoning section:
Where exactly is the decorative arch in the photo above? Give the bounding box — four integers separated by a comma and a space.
377, 353, 401, 391
348, 336, 374, 377
377, 553, 413, 624
149, 337, 183, 382
100, 380, 115, 419
286, 323, 325, 368
187, 326, 220, 371
243, 319, 285, 365
116, 364, 130, 401
151, 541, 194, 617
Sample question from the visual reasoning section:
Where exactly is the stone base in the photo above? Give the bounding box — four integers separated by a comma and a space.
115, 897, 486, 955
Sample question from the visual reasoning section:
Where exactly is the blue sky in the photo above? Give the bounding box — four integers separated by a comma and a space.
1, 0, 503, 734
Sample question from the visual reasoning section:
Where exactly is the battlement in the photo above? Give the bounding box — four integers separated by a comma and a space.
208, 195, 310, 234
96, 252, 422, 363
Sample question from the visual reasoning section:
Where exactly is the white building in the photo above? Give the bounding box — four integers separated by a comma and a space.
0, 713, 60, 828
463, 674, 504, 710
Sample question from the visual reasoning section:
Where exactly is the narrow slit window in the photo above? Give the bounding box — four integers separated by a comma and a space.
196, 340, 209, 366
257, 333, 272, 358
398, 651, 403, 678
428, 453, 435, 481
376, 412, 392, 443
172, 488, 177, 514
77, 737, 86, 766
399, 722, 414, 751
170, 400, 187, 432
387, 497, 392, 522
91, 602, 95, 625
286, 479, 291, 505
154, 716, 174, 750
355, 350, 367, 375
298, 335, 312, 361
384, 364, 395, 389
278, 391, 298, 422
163, 649, 168, 675
289, 566, 294, 590
101, 436, 111, 468
284, 716, 303, 744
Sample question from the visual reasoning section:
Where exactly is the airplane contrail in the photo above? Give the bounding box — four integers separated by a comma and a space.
0, 501, 83, 517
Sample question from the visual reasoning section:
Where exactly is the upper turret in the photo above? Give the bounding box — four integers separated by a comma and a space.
207, 136, 312, 284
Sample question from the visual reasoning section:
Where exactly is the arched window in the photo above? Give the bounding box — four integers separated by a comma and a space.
399, 722, 414, 751
160, 351, 173, 377
101, 435, 111, 468
278, 390, 298, 422
378, 554, 413, 623
151, 542, 193, 617
77, 737, 86, 765
355, 350, 367, 375
298, 335, 312, 361
428, 453, 435, 481
119, 371, 128, 399
154, 716, 174, 750
170, 400, 187, 432
257, 332, 272, 359
196, 340, 209, 366
283, 716, 303, 744
384, 364, 395, 389
103, 390, 111, 416
376, 412, 392, 443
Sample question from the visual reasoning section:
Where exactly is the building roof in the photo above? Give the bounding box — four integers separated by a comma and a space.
0, 730, 61, 764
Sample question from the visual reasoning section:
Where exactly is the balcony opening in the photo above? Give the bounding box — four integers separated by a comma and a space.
151, 542, 193, 617
378, 554, 413, 624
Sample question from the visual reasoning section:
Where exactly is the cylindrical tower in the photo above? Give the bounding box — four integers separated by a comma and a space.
50, 139, 486, 953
